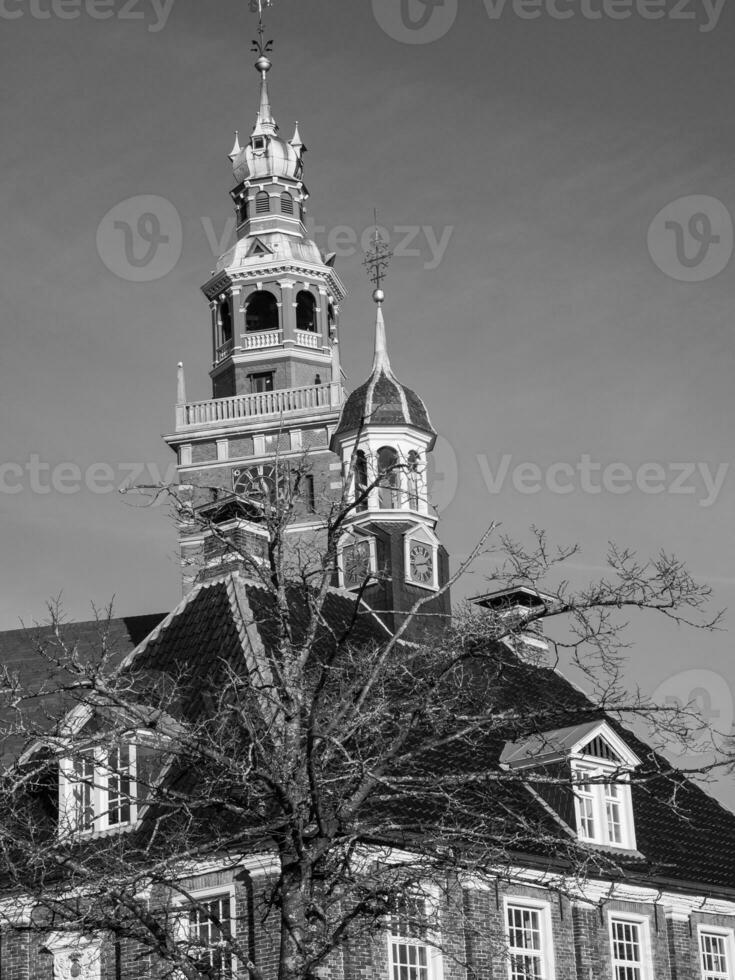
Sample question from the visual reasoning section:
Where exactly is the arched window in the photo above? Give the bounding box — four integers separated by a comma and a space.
355, 451, 369, 512
219, 299, 233, 345
407, 451, 421, 510
255, 191, 270, 215
245, 291, 279, 332
296, 290, 317, 332
280, 192, 294, 215
377, 446, 400, 510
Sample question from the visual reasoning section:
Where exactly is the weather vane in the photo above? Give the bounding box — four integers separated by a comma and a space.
363, 211, 393, 304
250, 0, 274, 58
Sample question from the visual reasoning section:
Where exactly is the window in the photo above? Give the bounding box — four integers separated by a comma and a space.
255, 190, 270, 214
355, 450, 369, 512
296, 290, 318, 332
237, 199, 249, 224
186, 894, 233, 979
219, 299, 233, 345
505, 902, 554, 980
252, 136, 265, 151
389, 895, 436, 980
609, 917, 650, 980
378, 446, 400, 510
407, 451, 421, 510
281, 191, 295, 215
249, 372, 274, 394
60, 744, 137, 835
699, 929, 734, 980
303, 474, 316, 513
245, 290, 279, 332
572, 762, 635, 849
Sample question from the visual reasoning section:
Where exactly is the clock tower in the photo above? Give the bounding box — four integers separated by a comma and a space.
330, 285, 451, 639
164, 33, 346, 591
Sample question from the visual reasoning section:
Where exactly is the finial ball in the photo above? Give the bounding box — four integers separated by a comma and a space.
372, 288, 385, 304
255, 54, 272, 73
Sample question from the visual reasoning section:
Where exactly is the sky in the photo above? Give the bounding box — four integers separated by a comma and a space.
1, 1, 734, 796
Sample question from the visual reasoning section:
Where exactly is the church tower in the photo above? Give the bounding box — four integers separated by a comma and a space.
165, 8, 450, 630
330, 265, 452, 638
165, 33, 346, 590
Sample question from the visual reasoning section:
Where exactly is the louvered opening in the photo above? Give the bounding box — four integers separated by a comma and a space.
255, 192, 270, 215
581, 734, 621, 763
281, 192, 294, 215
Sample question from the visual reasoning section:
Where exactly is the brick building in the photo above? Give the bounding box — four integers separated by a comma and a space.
1, 12, 735, 980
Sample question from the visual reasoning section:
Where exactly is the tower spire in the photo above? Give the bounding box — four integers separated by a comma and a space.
250, 0, 277, 136
364, 215, 394, 370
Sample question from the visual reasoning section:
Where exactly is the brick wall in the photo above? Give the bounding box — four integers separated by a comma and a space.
2, 880, 735, 979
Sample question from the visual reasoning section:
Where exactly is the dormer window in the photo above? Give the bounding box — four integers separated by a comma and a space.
252, 136, 266, 151
572, 760, 635, 849
501, 720, 640, 851
59, 743, 137, 836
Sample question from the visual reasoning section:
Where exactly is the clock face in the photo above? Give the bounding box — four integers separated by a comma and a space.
344, 540, 371, 588
233, 465, 288, 510
409, 542, 434, 585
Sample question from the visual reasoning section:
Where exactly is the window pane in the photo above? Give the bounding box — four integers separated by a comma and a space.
107, 744, 133, 827
611, 920, 643, 980
72, 752, 95, 831
507, 906, 543, 979
189, 896, 233, 978
700, 931, 730, 980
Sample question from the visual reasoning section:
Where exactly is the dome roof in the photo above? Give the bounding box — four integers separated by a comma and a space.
333, 306, 436, 442
232, 135, 302, 184
230, 66, 304, 185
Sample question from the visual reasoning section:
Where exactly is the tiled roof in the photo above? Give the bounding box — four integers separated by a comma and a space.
0, 613, 166, 764
4, 581, 735, 895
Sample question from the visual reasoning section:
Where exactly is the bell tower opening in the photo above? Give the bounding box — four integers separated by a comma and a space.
296, 291, 317, 333
245, 291, 279, 332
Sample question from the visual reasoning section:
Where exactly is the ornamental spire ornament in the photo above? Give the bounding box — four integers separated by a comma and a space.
363, 212, 394, 305
250, 0, 277, 136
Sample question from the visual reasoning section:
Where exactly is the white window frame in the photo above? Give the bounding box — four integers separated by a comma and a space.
608, 913, 653, 980
572, 759, 636, 850
59, 742, 138, 837
386, 892, 443, 980
503, 897, 556, 980
698, 925, 735, 980
178, 885, 237, 980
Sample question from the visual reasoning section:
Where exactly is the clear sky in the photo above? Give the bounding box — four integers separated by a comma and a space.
1, 1, 734, 795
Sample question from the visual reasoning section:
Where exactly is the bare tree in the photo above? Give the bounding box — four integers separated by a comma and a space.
0, 454, 724, 980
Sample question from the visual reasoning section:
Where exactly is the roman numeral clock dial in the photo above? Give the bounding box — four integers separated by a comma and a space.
409, 542, 434, 585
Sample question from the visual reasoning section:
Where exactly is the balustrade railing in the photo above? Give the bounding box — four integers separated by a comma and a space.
215, 339, 234, 364
213, 331, 283, 366
177, 382, 342, 430
295, 330, 321, 349
243, 330, 282, 350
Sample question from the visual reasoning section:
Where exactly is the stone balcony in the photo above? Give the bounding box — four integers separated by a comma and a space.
174, 382, 342, 433
214, 330, 323, 366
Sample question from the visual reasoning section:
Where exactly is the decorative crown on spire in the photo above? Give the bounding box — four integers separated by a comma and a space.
363, 213, 394, 305
249, 0, 277, 136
